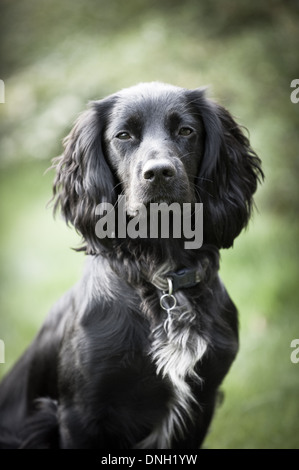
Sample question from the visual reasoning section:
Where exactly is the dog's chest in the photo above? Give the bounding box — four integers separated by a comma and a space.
138, 300, 207, 448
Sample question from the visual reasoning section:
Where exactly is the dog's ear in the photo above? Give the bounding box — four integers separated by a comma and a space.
52, 96, 117, 253
188, 89, 263, 249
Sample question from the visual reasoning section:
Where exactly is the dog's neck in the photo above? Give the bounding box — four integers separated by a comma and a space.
94, 237, 219, 293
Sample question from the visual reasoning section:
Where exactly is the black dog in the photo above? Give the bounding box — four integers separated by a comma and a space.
0, 82, 263, 449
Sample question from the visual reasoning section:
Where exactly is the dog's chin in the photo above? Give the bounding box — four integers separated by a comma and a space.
127, 206, 142, 217
125, 184, 195, 217
127, 197, 192, 218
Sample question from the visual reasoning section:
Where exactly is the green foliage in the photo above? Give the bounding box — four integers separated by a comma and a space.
0, 0, 298, 448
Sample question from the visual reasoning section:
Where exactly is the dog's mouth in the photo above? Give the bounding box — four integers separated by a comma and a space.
127, 196, 181, 218
125, 179, 195, 217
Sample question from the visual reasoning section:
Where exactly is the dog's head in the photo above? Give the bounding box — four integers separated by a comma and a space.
52, 82, 263, 252
103, 83, 204, 216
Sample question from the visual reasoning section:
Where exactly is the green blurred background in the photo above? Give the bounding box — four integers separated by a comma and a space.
0, 0, 299, 449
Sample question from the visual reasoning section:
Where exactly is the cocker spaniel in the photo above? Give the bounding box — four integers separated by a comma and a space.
0, 82, 263, 449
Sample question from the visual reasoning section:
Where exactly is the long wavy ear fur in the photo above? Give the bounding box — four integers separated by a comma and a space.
52, 96, 117, 253
188, 89, 264, 249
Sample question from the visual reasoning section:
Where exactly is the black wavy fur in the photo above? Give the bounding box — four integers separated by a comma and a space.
0, 82, 263, 449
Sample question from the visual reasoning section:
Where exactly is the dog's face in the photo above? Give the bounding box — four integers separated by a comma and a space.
52, 82, 263, 252
104, 83, 204, 216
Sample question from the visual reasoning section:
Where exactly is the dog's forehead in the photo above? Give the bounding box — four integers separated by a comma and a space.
112, 82, 188, 118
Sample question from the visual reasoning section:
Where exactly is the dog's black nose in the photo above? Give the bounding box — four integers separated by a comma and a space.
143, 160, 176, 183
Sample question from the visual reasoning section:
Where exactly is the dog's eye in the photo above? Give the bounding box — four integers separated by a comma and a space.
116, 132, 131, 140
178, 127, 193, 137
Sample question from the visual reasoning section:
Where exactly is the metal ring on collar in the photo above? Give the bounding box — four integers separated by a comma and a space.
160, 293, 177, 311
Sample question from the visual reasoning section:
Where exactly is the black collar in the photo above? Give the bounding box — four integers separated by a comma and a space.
151, 259, 209, 293
165, 268, 203, 292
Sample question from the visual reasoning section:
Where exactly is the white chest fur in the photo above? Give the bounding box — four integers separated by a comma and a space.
137, 292, 207, 449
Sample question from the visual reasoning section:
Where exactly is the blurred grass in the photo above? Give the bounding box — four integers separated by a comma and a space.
0, 160, 85, 368
0, 0, 299, 449
206, 213, 299, 448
